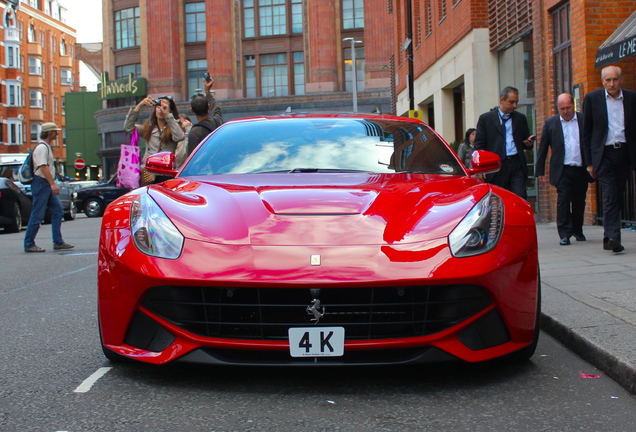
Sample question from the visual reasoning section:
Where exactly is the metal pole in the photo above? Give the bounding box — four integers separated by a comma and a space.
351, 38, 358, 113
343, 37, 359, 113
406, 0, 414, 111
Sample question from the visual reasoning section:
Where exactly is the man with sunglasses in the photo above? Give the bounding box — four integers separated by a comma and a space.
187, 77, 223, 155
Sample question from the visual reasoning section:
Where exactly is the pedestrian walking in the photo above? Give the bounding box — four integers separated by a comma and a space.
536, 93, 590, 246
474, 86, 536, 199
457, 128, 476, 168
582, 65, 636, 253
187, 77, 223, 155
23, 123, 74, 253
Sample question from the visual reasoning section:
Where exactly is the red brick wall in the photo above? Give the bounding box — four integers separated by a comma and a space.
395, 0, 488, 94
535, 0, 636, 225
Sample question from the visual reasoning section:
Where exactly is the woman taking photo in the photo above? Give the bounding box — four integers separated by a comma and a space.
124, 95, 185, 184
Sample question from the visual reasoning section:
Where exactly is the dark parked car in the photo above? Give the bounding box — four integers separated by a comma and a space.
74, 175, 131, 217
0, 177, 32, 232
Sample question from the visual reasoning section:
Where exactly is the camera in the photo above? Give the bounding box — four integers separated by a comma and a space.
204, 72, 211, 83
152, 99, 161, 106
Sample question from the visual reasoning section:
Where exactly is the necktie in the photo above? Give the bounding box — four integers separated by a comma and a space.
500, 114, 510, 158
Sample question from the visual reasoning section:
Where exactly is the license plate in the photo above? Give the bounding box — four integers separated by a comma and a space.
288, 327, 345, 357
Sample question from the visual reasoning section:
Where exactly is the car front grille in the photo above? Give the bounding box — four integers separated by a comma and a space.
141, 284, 491, 341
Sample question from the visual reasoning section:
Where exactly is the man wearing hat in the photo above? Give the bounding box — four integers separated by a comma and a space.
24, 122, 74, 252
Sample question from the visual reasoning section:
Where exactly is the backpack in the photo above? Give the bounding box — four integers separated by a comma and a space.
18, 143, 44, 184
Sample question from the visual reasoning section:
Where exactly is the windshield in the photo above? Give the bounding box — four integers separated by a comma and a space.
180, 117, 464, 176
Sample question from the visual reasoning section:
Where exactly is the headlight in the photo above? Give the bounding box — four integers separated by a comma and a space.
448, 192, 503, 257
130, 194, 184, 259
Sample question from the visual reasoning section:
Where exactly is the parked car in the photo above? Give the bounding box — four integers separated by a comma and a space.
0, 177, 32, 232
67, 180, 101, 191
98, 114, 540, 366
74, 175, 131, 217
22, 175, 76, 222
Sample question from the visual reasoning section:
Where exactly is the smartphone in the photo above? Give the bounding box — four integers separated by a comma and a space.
203, 72, 211, 83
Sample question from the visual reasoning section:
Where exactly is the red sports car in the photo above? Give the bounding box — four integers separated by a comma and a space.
98, 114, 539, 366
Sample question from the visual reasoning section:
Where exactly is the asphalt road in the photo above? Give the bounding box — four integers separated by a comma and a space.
2, 216, 636, 432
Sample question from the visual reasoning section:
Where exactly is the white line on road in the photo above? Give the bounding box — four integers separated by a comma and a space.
0, 264, 97, 297
73, 367, 112, 393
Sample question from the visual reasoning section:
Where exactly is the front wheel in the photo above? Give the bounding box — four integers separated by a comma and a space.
5, 202, 22, 232
64, 203, 77, 221
84, 198, 104, 218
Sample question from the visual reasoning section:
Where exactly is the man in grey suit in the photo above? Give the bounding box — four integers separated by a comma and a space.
474, 86, 536, 199
536, 93, 589, 246
582, 65, 636, 253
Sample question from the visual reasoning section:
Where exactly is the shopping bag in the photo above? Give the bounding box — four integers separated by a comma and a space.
116, 129, 141, 189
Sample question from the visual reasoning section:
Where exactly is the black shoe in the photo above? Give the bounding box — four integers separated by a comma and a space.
607, 238, 624, 253
603, 238, 610, 250
575, 234, 586, 241
559, 237, 571, 246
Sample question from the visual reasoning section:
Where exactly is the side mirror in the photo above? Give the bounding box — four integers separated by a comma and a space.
466, 150, 501, 176
145, 152, 178, 178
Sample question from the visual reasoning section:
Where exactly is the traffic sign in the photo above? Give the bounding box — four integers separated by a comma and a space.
74, 158, 86, 170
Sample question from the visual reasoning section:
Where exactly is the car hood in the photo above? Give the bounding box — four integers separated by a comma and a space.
147, 173, 496, 246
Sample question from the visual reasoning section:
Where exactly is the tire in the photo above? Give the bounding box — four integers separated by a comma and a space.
64, 203, 77, 221
84, 198, 104, 218
508, 270, 541, 362
5, 202, 22, 233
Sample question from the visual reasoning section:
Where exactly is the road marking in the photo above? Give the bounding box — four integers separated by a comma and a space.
73, 367, 112, 393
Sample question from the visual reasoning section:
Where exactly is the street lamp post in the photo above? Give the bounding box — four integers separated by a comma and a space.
343, 37, 362, 112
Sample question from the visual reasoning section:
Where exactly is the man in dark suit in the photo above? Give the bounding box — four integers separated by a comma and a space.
536, 93, 589, 245
582, 65, 636, 253
474, 86, 536, 199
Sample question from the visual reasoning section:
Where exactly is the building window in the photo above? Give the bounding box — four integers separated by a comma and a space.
28, 25, 36, 43
61, 69, 73, 85
260, 0, 287, 36
115, 7, 141, 49
30, 90, 43, 108
187, 60, 209, 97
244, 0, 255, 37
60, 38, 67, 56
245, 56, 256, 98
52, 35, 57, 53
39, 30, 45, 48
185, 2, 206, 42
244, 0, 301, 37
29, 57, 42, 75
425, 0, 432, 38
52, 66, 58, 83
7, 82, 22, 106
291, 0, 302, 33
261, 53, 288, 97
293, 51, 305, 95
115, 63, 142, 79
6, 46, 20, 68
439, 0, 446, 23
343, 0, 364, 29
552, 3, 571, 97
54, 97, 59, 114
344, 46, 365, 92
31, 123, 41, 142
7, 120, 23, 145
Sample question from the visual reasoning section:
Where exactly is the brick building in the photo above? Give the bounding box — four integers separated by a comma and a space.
392, 0, 636, 225
96, 0, 394, 178
0, 0, 79, 171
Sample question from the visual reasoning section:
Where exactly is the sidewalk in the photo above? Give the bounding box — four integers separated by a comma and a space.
536, 222, 636, 394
